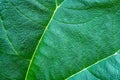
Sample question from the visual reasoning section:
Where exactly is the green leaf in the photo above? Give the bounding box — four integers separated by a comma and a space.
68, 50, 120, 80
0, 0, 56, 79
1, 0, 120, 80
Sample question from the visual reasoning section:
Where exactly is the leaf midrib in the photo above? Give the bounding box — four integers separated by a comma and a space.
25, 0, 65, 79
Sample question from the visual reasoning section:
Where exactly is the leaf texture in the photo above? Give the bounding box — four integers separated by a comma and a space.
68, 50, 120, 80
0, 0, 120, 80
0, 0, 57, 79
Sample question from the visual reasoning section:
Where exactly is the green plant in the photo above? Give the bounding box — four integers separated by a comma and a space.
0, 0, 120, 80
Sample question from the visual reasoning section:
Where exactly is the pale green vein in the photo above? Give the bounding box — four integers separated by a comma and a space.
65, 49, 120, 80
55, 0, 58, 7
1, 15, 30, 61
9, 0, 39, 24
25, 0, 65, 79
0, 15, 19, 56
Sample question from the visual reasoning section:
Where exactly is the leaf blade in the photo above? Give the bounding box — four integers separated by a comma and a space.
0, 0, 57, 79
67, 50, 120, 80
26, 0, 120, 80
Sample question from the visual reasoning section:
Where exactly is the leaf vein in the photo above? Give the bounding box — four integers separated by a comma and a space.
0, 15, 19, 56
65, 49, 120, 80
9, 0, 39, 24
24, 0, 65, 79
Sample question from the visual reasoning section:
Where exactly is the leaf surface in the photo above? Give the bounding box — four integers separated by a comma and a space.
68, 50, 120, 80
0, 0, 57, 79
26, 0, 120, 80
0, 0, 120, 80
